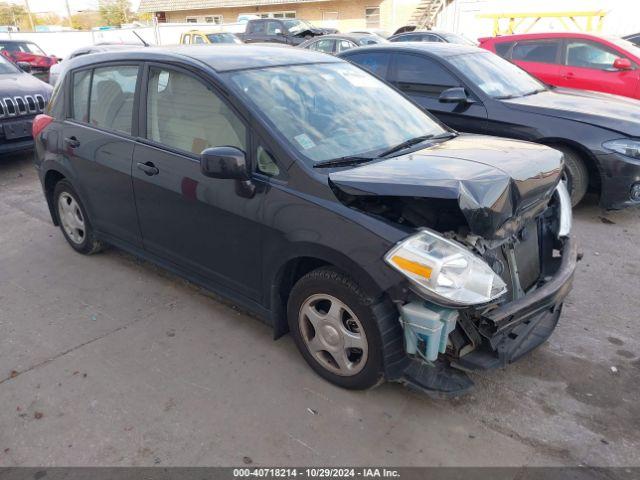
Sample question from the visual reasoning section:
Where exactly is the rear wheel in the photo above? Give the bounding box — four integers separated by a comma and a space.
287, 267, 384, 389
54, 180, 103, 255
555, 146, 589, 206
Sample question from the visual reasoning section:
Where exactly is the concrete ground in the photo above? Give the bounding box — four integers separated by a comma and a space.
0, 152, 638, 468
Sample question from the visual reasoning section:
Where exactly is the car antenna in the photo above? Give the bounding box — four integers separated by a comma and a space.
132, 30, 150, 47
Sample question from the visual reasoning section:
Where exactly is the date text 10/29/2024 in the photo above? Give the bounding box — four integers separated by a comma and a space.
233, 468, 401, 478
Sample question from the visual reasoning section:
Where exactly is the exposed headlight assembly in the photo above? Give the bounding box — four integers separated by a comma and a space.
603, 139, 640, 160
385, 230, 507, 307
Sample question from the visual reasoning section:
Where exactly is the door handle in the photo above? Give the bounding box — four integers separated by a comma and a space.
563, 72, 575, 79
137, 161, 159, 176
64, 136, 80, 148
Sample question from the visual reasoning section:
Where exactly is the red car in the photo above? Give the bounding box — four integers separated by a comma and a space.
479, 32, 640, 99
0, 40, 58, 81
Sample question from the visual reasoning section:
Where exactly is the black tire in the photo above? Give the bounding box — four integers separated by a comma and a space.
53, 179, 103, 255
287, 267, 386, 390
556, 146, 589, 206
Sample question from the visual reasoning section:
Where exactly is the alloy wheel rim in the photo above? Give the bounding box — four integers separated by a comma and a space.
57, 192, 85, 245
298, 294, 368, 376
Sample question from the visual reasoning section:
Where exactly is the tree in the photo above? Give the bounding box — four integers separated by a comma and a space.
0, 2, 27, 28
34, 12, 63, 26
99, 0, 132, 27
70, 10, 101, 30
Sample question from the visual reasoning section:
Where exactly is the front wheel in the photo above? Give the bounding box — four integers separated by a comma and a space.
287, 267, 385, 389
555, 146, 589, 206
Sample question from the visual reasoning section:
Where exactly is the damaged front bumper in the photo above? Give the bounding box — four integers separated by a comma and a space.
388, 236, 578, 397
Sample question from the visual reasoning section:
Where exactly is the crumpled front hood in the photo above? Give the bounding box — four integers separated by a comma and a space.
503, 88, 640, 137
329, 134, 563, 240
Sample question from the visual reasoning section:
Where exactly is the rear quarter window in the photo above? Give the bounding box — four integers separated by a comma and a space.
71, 70, 91, 122
494, 41, 514, 58
512, 40, 560, 64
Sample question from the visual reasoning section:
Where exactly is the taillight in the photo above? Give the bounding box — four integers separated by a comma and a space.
32, 114, 53, 138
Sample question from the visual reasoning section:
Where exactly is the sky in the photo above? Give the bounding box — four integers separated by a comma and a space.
25, 0, 141, 15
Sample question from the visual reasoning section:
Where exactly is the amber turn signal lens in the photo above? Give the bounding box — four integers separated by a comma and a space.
391, 255, 432, 279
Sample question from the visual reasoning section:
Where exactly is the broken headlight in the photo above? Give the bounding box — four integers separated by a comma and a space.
385, 230, 507, 307
556, 181, 572, 237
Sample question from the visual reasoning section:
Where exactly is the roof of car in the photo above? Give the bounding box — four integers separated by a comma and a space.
67, 44, 341, 72
309, 33, 378, 41
0, 39, 38, 44
342, 42, 482, 57
184, 30, 236, 35
300, 33, 383, 47
484, 32, 611, 42
391, 30, 450, 36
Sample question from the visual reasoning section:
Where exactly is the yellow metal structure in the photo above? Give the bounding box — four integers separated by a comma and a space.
477, 10, 607, 36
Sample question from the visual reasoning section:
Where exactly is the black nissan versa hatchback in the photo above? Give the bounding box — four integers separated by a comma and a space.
33, 46, 577, 396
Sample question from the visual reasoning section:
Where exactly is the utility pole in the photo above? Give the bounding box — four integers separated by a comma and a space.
23, 0, 35, 31
65, 0, 73, 27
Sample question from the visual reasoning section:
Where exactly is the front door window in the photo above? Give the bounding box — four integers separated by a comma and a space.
146, 67, 246, 155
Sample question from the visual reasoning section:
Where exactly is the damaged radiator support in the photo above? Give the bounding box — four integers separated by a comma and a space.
399, 302, 459, 362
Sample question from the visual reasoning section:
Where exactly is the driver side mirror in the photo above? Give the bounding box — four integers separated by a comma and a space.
613, 57, 632, 71
17, 61, 32, 73
200, 146, 249, 180
438, 86, 474, 104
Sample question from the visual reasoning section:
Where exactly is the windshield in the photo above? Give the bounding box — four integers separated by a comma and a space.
0, 41, 46, 55
228, 62, 446, 163
0, 54, 19, 74
442, 32, 476, 46
207, 33, 242, 44
606, 36, 640, 59
358, 35, 388, 45
284, 19, 313, 34
449, 51, 546, 99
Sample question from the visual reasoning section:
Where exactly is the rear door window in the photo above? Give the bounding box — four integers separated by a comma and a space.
312, 39, 336, 54
512, 40, 560, 63
89, 65, 139, 134
193, 35, 205, 44
346, 52, 391, 78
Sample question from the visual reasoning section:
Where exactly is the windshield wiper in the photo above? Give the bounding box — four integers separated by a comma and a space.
313, 155, 375, 169
521, 88, 546, 97
378, 132, 457, 158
